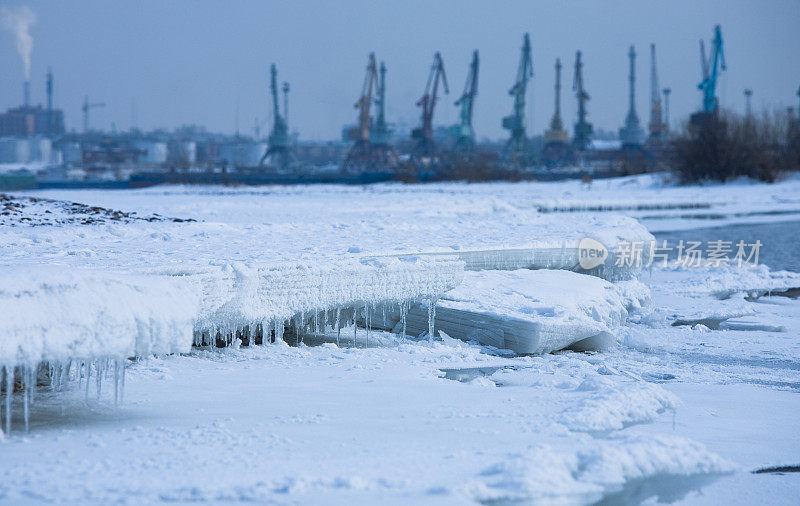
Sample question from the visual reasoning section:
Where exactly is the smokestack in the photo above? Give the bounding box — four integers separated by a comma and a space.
46, 68, 52, 111
46, 68, 53, 136
23, 80, 30, 107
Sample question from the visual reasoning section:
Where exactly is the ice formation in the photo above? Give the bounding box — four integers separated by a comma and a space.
0, 257, 464, 432
394, 269, 649, 354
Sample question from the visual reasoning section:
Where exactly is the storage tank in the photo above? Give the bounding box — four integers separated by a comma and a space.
28, 136, 53, 163
218, 141, 266, 166
131, 140, 168, 165
59, 142, 82, 164
168, 140, 197, 165
0, 137, 31, 163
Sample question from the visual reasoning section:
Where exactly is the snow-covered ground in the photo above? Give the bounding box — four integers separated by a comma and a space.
1, 174, 799, 504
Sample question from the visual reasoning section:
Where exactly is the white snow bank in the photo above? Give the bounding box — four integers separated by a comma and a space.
469, 435, 735, 504
0, 266, 200, 366
399, 270, 648, 354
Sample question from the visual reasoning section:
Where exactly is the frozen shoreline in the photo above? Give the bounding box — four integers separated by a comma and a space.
2, 175, 800, 504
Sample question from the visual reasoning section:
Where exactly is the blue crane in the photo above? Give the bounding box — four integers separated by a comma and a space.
260, 64, 295, 169
453, 50, 479, 151
502, 34, 534, 161
698, 25, 726, 114
411, 52, 449, 160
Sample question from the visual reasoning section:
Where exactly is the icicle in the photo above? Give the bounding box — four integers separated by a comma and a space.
382, 304, 387, 327
365, 303, 370, 347
400, 301, 407, 340
120, 359, 125, 404
114, 358, 120, 406
4, 365, 12, 434
96, 360, 103, 399
23, 365, 30, 433
335, 307, 341, 346
321, 310, 328, 333
85, 361, 91, 402
60, 362, 70, 391
299, 311, 305, 345
353, 311, 358, 348
427, 298, 436, 342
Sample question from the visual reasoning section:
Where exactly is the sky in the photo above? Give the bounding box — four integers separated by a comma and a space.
1, 0, 798, 141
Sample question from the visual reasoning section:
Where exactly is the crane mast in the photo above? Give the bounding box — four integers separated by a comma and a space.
502, 33, 534, 162
543, 58, 570, 164
453, 50, 479, 150
355, 53, 378, 142
572, 51, 593, 150
411, 52, 449, 160
619, 45, 644, 148
371, 61, 391, 146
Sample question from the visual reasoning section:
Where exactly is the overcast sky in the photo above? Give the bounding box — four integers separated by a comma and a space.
1, 0, 798, 141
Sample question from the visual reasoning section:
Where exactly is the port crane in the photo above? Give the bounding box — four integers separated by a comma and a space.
369, 61, 398, 165
82, 96, 105, 133
697, 25, 726, 116
502, 34, 534, 162
411, 52, 449, 161
452, 50, 479, 151
572, 51, 593, 150
371, 61, 391, 146
260, 64, 296, 169
344, 53, 396, 171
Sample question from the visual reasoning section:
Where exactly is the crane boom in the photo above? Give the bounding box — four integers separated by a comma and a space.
453, 50, 479, 149
698, 25, 726, 114
412, 51, 449, 156
502, 33, 533, 138
502, 33, 534, 162
371, 61, 392, 146
355, 53, 378, 142
260, 64, 295, 168
572, 50, 593, 150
